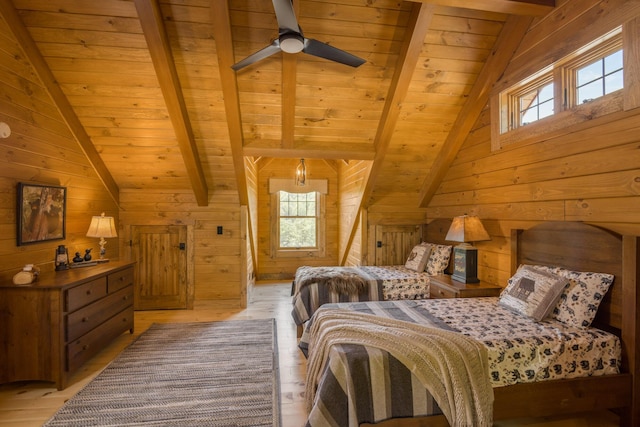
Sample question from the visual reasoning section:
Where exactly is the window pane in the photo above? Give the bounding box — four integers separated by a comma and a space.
539, 99, 554, 119
520, 107, 538, 125
577, 61, 602, 86
604, 50, 623, 74
605, 70, 623, 94
538, 83, 554, 102
578, 80, 603, 104
280, 218, 316, 247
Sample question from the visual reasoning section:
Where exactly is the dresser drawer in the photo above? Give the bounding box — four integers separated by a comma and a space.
66, 306, 134, 373
430, 283, 458, 299
108, 267, 134, 293
66, 286, 133, 341
66, 278, 107, 312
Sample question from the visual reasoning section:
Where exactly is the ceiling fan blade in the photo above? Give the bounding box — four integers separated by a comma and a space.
232, 40, 281, 71
303, 38, 365, 67
272, 0, 300, 33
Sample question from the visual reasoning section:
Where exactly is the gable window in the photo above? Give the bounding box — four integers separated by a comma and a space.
268, 178, 327, 258
575, 49, 623, 104
518, 80, 554, 127
493, 27, 623, 150
278, 191, 317, 249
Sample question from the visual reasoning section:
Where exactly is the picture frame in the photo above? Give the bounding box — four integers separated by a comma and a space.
17, 183, 66, 246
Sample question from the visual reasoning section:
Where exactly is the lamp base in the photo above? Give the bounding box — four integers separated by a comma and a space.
451, 245, 480, 284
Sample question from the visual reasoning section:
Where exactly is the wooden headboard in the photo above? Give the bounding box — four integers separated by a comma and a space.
510, 221, 639, 425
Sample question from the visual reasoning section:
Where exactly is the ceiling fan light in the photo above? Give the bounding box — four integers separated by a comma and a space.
280, 34, 304, 54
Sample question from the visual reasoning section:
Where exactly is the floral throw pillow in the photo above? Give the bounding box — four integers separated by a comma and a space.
499, 265, 569, 322
421, 243, 452, 275
530, 265, 614, 328
404, 244, 432, 272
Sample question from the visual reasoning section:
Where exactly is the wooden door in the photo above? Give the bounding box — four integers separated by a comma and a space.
132, 225, 187, 310
374, 225, 422, 266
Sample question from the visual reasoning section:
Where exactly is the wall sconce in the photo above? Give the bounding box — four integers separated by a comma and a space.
445, 214, 490, 283
86, 212, 118, 262
295, 158, 306, 186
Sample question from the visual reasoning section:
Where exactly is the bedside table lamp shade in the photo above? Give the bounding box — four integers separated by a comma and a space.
445, 215, 490, 283
86, 212, 117, 262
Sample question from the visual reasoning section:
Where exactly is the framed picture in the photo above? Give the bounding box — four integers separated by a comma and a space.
17, 183, 66, 246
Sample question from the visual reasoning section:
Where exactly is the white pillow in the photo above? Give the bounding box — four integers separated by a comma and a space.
499, 265, 569, 322
529, 265, 614, 328
421, 243, 452, 275
405, 244, 432, 272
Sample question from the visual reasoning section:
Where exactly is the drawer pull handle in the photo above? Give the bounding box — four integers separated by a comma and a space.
82, 345, 89, 351
82, 317, 89, 322
86, 290, 91, 295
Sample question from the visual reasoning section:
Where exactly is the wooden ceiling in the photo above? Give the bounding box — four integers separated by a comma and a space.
1, 0, 554, 208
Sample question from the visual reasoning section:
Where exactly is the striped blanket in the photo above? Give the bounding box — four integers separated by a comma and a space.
291, 265, 431, 326
303, 307, 493, 427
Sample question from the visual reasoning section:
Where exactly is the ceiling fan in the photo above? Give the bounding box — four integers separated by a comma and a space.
231, 0, 366, 71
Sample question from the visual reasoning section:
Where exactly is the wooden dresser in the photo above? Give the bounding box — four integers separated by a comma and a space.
0, 261, 135, 390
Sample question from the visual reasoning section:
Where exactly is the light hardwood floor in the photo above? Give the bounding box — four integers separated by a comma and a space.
0, 281, 621, 427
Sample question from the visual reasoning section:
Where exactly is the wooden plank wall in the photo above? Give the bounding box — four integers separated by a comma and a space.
0, 13, 119, 282
119, 190, 243, 302
256, 158, 339, 280
427, 0, 640, 288
338, 160, 371, 266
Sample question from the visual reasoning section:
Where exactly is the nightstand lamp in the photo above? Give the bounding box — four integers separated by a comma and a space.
445, 215, 490, 283
86, 212, 118, 262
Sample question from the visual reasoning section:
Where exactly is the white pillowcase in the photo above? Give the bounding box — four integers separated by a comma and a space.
404, 244, 432, 272
499, 265, 569, 322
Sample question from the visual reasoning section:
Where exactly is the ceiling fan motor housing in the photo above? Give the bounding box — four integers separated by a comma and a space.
280, 33, 304, 53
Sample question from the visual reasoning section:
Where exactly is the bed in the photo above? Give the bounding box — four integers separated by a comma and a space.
291, 219, 453, 330
300, 221, 639, 426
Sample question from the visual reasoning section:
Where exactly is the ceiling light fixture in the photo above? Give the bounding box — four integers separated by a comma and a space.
295, 158, 306, 186
280, 33, 304, 54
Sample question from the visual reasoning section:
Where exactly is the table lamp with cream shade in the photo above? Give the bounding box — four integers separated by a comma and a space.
445, 215, 490, 283
86, 212, 117, 262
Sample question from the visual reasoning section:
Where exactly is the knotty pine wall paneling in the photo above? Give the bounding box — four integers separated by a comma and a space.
0, 14, 119, 283
338, 160, 372, 266
119, 190, 244, 303
427, 0, 640, 289
257, 158, 339, 280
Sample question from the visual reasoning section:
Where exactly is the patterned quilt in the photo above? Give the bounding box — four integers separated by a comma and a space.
291, 265, 431, 326
300, 298, 621, 426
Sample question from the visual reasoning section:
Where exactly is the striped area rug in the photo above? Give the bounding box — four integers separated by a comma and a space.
45, 319, 280, 426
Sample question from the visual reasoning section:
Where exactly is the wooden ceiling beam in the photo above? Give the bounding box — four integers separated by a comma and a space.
281, 0, 299, 150
418, 14, 534, 208
210, 0, 249, 206
134, 0, 209, 207
339, 2, 436, 265
243, 143, 375, 160
0, 1, 120, 206
407, 0, 554, 16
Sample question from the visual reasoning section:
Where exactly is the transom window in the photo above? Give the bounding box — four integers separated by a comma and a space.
576, 49, 623, 104
278, 191, 318, 249
519, 81, 554, 126
493, 27, 623, 149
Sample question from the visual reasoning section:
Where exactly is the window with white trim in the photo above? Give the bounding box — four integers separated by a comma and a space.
268, 178, 327, 258
278, 191, 318, 249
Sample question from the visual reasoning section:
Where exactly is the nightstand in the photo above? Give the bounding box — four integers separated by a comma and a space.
429, 274, 502, 299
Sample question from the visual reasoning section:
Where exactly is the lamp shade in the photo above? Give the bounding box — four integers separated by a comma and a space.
445, 215, 490, 243
86, 213, 117, 238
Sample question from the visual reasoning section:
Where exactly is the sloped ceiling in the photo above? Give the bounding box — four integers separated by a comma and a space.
1, 0, 553, 210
